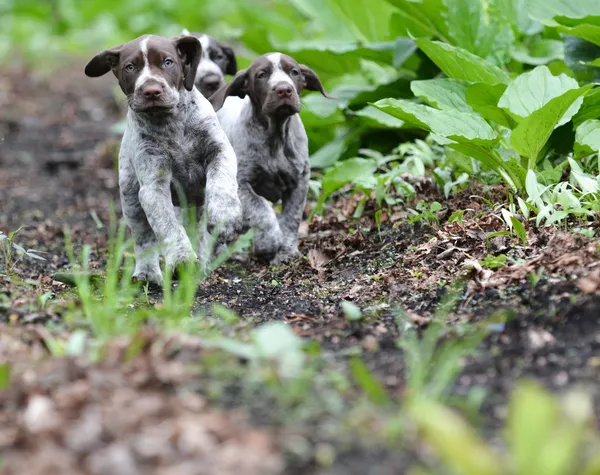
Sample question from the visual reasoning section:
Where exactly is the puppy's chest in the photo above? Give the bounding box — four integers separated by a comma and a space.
249, 144, 303, 203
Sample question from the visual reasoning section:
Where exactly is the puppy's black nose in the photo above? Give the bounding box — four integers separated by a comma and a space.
275, 83, 293, 98
143, 84, 162, 98
201, 75, 222, 90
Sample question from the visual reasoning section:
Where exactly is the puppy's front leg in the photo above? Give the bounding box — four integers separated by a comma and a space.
274, 162, 310, 264
239, 183, 283, 261
204, 149, 242, 244
137, 163, 197, 271
120, 174, 163, 286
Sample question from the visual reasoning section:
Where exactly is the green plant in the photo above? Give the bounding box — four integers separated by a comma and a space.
409, 381, 600, 475
0, 227, 47, 275
397, 283, 487, 403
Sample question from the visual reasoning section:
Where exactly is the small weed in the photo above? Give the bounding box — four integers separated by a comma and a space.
0, 227, 47, 275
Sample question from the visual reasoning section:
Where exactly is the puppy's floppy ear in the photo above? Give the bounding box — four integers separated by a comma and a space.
208, 69, 248, 111
173, 35, 202, 91
84, 47, 122, 77
217, 41, 238, 76
299, 64, 333, 98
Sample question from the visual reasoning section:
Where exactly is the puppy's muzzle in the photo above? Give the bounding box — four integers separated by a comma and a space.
266, 81, 301, 116
199, 74, 224, 96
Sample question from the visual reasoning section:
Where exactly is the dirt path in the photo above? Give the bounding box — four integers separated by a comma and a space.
1, 64, 600, 474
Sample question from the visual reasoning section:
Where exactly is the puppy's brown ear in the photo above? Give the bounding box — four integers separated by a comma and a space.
173, 35, 202, 91
84, 47, 121, 77
217, 42, 238, 76
299, 64, 333, 98
208, 69, 248, 111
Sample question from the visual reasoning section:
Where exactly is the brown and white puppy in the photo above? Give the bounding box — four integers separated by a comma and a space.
182, 30, 237, 98
85, 34, 242, 285
209, 53, 330, 264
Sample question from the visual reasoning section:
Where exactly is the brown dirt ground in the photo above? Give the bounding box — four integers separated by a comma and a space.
1, 63, 600, 474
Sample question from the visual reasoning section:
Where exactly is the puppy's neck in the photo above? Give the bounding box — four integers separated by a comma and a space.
250, 106, 293, 148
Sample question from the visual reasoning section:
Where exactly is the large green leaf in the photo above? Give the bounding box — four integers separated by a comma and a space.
411, 78, 473, 112
498, 66, 581, 125
575, 119, 600, 156
326, 0, 398, 42
511, 85, 594, 166
527, 0, 600, 45
527, 0, 600, 24
372, 98, 498, 145
415, 38, 511, 85
444, 0, 513, 62
354, 105, 406, 129
466, 83, 513, 127
386, 0, 450, 41
573, 89, 600, 127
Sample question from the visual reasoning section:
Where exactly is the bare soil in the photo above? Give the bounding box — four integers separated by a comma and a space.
1, 63, 599, 474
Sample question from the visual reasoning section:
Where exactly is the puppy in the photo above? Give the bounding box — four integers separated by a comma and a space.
182, 29, 237, 98
85, 34, 242, 285
209, 53, 330, 264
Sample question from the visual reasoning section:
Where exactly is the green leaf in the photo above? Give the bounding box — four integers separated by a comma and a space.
507, 381, 560, 475
410, 399, 502, 475
387, 0, 450, 40
415, 38, 511, 85
444, 0, 513, 61
252, 322, 305, 378
321, 157, 378, 196
0, 364, 10, 390
575, 119, 600, 156
310, 130, 358, 169
448, 143, 524, 191
511, 39, 565, 65
511, 85, 594, 167
498, 66, 580, 124
342, 301, 363, 321
411, 78, 473, 112
354, 105, 405, 129
510, 216, 528, 245
466, 83, 513, 127
372, 98, 498, 145
573, 89, 600, 127
350, 357, 389, 405
326, 0, 398, 42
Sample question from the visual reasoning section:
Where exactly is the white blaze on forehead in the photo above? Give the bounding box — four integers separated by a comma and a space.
196, 34, 224, 80
135, 36, 169, 90
266, 53, 296, 90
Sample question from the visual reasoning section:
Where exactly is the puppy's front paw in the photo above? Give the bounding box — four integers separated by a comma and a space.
270, 246, 301, 266
254, 226, 283, 262
132, 269, 163, 288
207, 194, 243, 243
164, 240, 198, 271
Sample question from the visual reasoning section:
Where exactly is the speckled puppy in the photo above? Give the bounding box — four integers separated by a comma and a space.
209, 53, 330, 264
85, 34, 242, 285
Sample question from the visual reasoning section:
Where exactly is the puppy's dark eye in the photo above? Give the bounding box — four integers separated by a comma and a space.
212, 52, 224, 61
256, 71, 267, 80
290, 68, 300, 77
125, 63, 135, 72
163, 58, 174, 68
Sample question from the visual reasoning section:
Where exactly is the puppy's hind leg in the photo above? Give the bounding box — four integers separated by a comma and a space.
120, 182, 163, 287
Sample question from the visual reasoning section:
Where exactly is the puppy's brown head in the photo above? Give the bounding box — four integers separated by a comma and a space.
209, 53, 331, 117
84, 34, 201, 113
